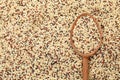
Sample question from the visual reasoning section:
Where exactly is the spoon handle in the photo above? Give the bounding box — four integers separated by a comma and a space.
83, 57, 89, 80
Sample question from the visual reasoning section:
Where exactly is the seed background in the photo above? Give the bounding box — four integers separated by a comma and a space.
0, 0, 120, 80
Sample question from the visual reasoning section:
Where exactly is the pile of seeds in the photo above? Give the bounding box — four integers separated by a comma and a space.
0, 0, 120, 80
